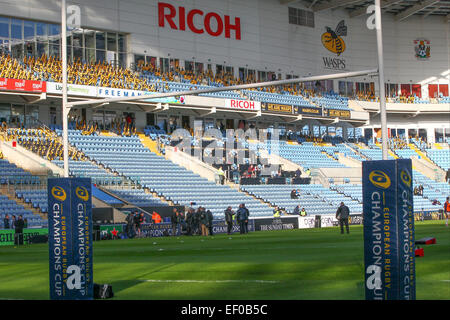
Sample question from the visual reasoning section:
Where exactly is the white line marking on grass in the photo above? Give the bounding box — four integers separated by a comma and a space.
141, 279, 280, 284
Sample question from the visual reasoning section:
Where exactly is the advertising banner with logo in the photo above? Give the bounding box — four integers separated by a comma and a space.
0, 228, 48, 246
224, 99, 261, 111
295, 106, 323, 116
253, 217, 298, 231
48, 178, 93, 300
97, 87, 185, 105
0, 78, 46, 92
324, 108, 351, 118
362, 160, 415, 300
263, 103, 293, 114
46, 82, 97, 97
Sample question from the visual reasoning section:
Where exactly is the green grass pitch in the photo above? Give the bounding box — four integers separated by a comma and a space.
0, 220, 448, 300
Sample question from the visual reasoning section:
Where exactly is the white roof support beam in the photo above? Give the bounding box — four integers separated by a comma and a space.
349, 0, 403, 18
395, 0, 440, 21
312, 0, 364, 12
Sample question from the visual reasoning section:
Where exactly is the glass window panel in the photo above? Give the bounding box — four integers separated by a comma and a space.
0, 103, 10, 123
72, 30, 82, 48
118, 34, 125, 52
49, 24, 60, 36
96, 49, 105, 62
85, 48, 95, 63
0, 17, 9, 38
11, 19, 23, 40
24, 21, 35, 40
96, 32, 105, 50
37, 41, 48, 57
49, 44, 60, 58
107, 32, 116, 51
73, 46, 83, 61
84, 30, 95, 48
36, 22, 47, 37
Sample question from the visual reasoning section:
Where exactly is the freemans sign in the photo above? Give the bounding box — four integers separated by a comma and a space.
48, 178, 93, 300
362, 159, 415, 300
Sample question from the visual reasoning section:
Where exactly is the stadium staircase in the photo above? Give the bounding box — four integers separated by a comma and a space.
138, 133, 162, 156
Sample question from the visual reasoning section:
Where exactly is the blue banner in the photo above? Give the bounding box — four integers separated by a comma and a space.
362, 159, 415, 300
396, 159, 415, 300
48, 178, 93, 300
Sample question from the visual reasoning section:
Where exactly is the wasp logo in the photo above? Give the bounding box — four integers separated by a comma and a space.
75, 186, 89, 201
321, 20, 347, 56
369, 170, 391, 189
51, 186, 67, 201
400, 170, 411, 187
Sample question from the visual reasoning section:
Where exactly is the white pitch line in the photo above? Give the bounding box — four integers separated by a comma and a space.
141, 279, 280, 284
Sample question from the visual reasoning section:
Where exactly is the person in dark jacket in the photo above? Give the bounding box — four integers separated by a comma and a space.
3, 214, 10, 229
336, 202, 350, 234
14, 215, 25, 245
171, 208, 181, 236
236, 203, 249, 234
224, 206, 234, 235
185, 208, 194, 235
207, 210, 214, 236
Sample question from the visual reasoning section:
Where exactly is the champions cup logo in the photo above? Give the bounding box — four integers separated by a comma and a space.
75, 186, 89, 201
51, 186, 67, 201
321, 20, 347, 56
400, 170, 411, 187
369, 170, 391, 189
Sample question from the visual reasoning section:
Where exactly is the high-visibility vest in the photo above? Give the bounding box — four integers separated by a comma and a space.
152, 212, 162, 223
273, 210, 281, 218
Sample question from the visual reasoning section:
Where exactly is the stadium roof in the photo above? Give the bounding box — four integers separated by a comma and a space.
280, 0, 450, 20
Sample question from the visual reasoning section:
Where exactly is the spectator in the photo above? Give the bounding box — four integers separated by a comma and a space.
293, 205, 300, 215
14, 215, 24, 245
295, 168, 301, 178
300, 208, 307, 217
336, 202, 350, 234
11, 215, 16, 230
273, 206, 281, 218
224, 206, 234, 235
290, 189, 298, 199
185, 207, 194, 236
444, 197, 450, 227
3, 214, 9, 229
134, 212, 142, 237
207, 209, 214, 236
171, 208, 181, 236
236, 203, 249, 234
199, 207, 209, 236
217, 167, 225, 185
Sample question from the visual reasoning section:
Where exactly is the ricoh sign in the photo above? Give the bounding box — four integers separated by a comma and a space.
158, 2, 242, 40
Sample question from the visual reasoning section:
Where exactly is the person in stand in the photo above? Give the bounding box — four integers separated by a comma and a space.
273, 206, 281, 218
207, 209, 214, 236
217, 167, 225, 185
290, 189, 298, 199
3, 214, 10, 229
336, 202, 350, 234
14, 215, 25, 245
224, 206, 234, 235
300, 208, 307, 217
444, 197, 450, 227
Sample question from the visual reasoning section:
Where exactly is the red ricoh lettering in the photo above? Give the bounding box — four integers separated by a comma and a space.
158, 2, 241, 40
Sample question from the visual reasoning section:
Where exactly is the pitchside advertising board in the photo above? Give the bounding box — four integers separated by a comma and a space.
47, 178, 93, 300
362, 159, 415, 300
